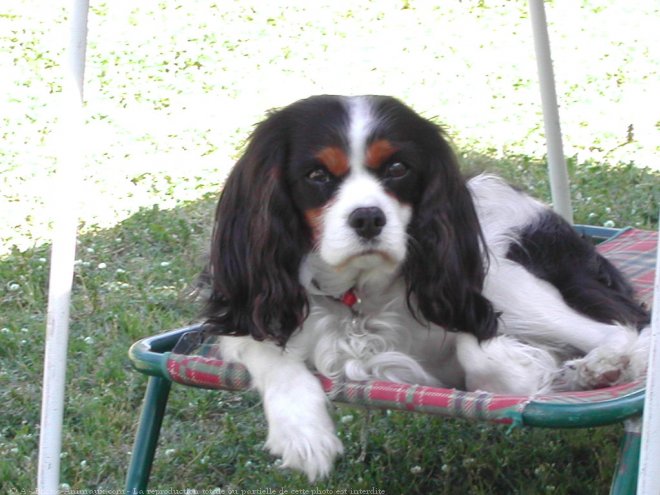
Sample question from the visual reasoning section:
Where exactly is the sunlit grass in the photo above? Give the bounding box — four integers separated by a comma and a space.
2, 1, 658, 253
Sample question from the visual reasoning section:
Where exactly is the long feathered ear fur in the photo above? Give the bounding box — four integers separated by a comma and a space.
404, 134, 498, 341
201, 111, 310, 346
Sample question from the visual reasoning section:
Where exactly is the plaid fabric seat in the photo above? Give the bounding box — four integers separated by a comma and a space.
596, 228, 657, 307
165, 228, 656, 423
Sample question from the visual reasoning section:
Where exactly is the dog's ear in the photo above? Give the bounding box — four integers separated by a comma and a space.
202, 111, 309, 346
404, 136, 498, 341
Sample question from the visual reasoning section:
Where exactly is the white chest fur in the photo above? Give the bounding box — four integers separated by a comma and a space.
293, 286, 460, 388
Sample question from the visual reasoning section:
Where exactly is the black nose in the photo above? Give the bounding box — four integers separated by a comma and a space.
348, 207, 386, 240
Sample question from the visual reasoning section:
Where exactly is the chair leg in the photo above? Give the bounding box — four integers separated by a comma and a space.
610, 417, 642, 495
125, 376, 172, 495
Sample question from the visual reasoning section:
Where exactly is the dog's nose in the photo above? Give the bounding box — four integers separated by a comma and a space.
348, 207, 386, 240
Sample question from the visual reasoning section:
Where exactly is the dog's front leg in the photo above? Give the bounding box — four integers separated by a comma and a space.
220, 336, 343, 481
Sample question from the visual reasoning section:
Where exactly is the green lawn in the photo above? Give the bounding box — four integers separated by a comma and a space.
2, 153, 657, 494
1, 1, 659, 494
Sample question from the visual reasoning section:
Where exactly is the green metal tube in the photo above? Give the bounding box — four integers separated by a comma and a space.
522, 390, 645, 428
128, 326, 198, 377
610, 418, 642, 495
124, 376, 172, 495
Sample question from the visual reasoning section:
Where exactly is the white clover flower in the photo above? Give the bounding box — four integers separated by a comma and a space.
604, 220, 615, 228
8, 283, 20, 292
97, 262, 107, 269
165, 448, 176, 457
83, 336, 95, 345
1, 328, 11, 333
340, 415, 354, 424
410, 465, 423, 475
160, 261, 171, 267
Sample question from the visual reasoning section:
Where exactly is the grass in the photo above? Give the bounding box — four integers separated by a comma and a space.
1, 1, 659, 494
1, 153, 657, 494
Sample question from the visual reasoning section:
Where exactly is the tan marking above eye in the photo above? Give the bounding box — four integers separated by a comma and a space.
366, 140, 399, 169
315, 147, 349, 177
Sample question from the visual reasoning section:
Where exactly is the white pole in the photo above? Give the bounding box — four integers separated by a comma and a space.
528, 0, 573, 223
638, 220, 660, 494
37, 1, 89, 494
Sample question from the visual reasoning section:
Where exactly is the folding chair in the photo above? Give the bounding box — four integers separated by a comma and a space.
124, 225, 656, 494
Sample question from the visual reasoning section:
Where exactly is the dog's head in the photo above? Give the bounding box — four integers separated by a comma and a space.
203, 95, 497, 345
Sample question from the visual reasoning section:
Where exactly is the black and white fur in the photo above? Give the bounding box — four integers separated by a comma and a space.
201, 95, 650, 480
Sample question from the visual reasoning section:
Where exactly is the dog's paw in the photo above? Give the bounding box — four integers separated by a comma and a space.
265, 421, 344, 481
554, 347, 630, 391
553, 327, 651, 392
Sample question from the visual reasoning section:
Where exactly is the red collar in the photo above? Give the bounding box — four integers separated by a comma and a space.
340, 288, 360, 308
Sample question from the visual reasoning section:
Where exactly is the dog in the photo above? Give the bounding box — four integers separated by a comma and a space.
200, 95, 650, 481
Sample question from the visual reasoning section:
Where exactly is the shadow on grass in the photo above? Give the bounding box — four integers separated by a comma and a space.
0, 154, 657, 493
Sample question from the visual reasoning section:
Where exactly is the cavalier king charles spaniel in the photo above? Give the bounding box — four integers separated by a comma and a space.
200, 95, 650, 480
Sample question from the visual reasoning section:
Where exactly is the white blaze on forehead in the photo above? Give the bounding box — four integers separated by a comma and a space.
345, 96, 374, 174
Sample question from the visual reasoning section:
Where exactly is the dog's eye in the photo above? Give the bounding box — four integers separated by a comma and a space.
306, 168, 332, 184
384, 162, 408, 179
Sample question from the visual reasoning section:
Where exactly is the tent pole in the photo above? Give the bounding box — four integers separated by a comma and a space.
637, 219, 660, 494
528, 0, 573, 223
37, 1, 89, 493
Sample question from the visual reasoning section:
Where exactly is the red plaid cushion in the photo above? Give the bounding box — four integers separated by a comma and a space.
596, 228, 657, 308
